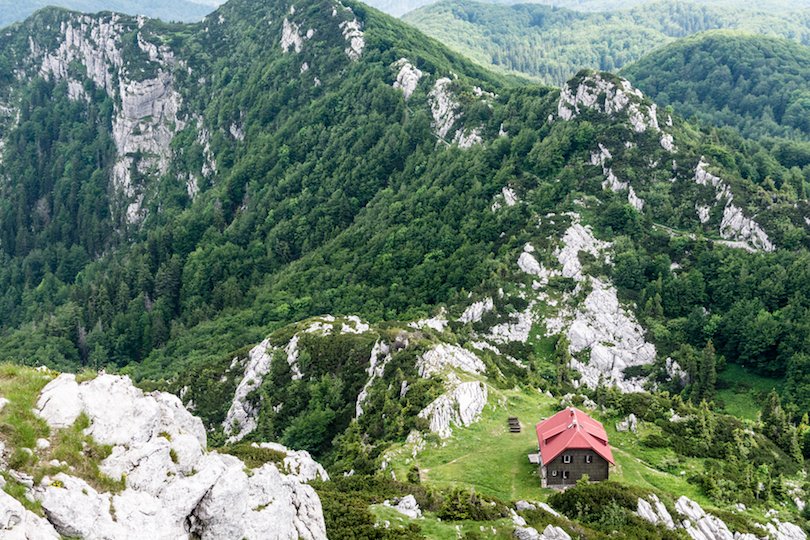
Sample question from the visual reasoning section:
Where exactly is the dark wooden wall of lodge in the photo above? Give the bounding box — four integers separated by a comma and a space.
544, 449, 608, 486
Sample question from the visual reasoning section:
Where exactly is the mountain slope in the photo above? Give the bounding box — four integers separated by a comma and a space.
0, 0, 808, 537
0, 0, 218, 27
401, 0, 810, 84
622, 32, 810, 141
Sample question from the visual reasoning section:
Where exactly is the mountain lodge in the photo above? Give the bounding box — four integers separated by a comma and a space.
532, 407, 614, 487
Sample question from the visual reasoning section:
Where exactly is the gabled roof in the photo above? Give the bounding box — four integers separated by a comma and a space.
535, 407, 615, 465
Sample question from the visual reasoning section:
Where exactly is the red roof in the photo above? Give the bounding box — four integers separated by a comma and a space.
535, 407, 614, 465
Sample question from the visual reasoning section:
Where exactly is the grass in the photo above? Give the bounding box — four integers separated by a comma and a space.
387, 385, 713, 509
0, 363, 124, 503
716, 364, 782, 421
370, 505, 515, 539
389, 387, 558, 502
0, 363, 53, 462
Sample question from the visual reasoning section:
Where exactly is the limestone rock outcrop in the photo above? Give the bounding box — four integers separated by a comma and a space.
30, 373, 327, 540
693, 159, 774, 252
419, 379, 488, 438
36, 15, 185, 225
393, 59, 423, 100
636, 494, 675, 529
417, 344, 486, 378
0, 489, 60, 539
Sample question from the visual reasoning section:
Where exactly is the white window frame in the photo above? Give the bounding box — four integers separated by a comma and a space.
585, 455, 593, 464
562, 470, 569, 480
552, 470, 558, 477
563, 454, 571, 464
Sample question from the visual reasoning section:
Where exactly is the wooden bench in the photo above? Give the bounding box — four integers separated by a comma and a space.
508, 417, 521, 433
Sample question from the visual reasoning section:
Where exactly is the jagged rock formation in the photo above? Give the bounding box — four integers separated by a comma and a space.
393, 59, 423, 100
356, 340, 394, 417
418, 378, 488, 438
636, 494, 675, 530
223, 318, 491, 441
509, 214, 655, 391
459, 297, 494, 324
416, 344, 485, 377
223, 316, 373, 441
557, 72, 659, 134
28, 373, 328, 540
693, 159, 774, 252
429, 78, 461, 141
0, 489, 60, 539
634, 495, 807, 540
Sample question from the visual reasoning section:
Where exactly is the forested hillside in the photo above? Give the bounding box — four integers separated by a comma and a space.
622, 32, 810, 141
368, 0, 810, 17
0, 0, 808, 537
0, 0, 217, 27
401, 0, 810, 84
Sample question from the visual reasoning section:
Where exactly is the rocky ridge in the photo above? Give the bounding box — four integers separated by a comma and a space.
634, 494, 807, 540
463, 211, 657, 392
224, 317, 492, 443
2, 372, 327, 539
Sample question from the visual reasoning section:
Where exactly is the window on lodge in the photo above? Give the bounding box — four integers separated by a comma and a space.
585, 455, 593, 464
563, 455, 571, 464
562, 471, 570, 480
552, 471, 558, 477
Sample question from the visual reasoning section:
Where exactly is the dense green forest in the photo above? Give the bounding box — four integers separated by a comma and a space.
401, 0, 810, 84
0, 0, 806, 408
622, 32, 810, 141
370, 0, 810, 18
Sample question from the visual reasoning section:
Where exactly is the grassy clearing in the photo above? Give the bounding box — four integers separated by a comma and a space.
716, 364, 781, 421
389, 387, 557, 502
370, 505, 515, 539
388, 386, 714, 510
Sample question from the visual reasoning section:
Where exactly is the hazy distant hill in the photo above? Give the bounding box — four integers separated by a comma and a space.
401, 0, 810, 84
0, 0, 220, 27
365, 0, 810, 17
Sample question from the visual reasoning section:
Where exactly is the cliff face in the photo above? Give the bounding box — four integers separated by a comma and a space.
31, 14, 186, 225
2, 371, 327, 540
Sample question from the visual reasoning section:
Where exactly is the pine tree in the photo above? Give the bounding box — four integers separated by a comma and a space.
698, 340, 717, 401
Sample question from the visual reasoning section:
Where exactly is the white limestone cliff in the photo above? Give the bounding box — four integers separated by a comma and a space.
281, 17, 305, 53
459, 297, 494, 324
693, 159, 774, 252
28, 373, 327, 540
339, 17, 365, 60
417, 344, 486, 378
557, 73, 659, 134
37, 15, 185, 225
636, 494, 675, 530
418, 379, 488, 438
430, 78, 461, 141
223, 339, 273, 442
393, 59, 423, 100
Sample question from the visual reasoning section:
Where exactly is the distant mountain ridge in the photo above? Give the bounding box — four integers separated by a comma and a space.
0, 0, 223, 27
366, 0, 810, 17
621, 31, 810, 142
401, 0, 810, 84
